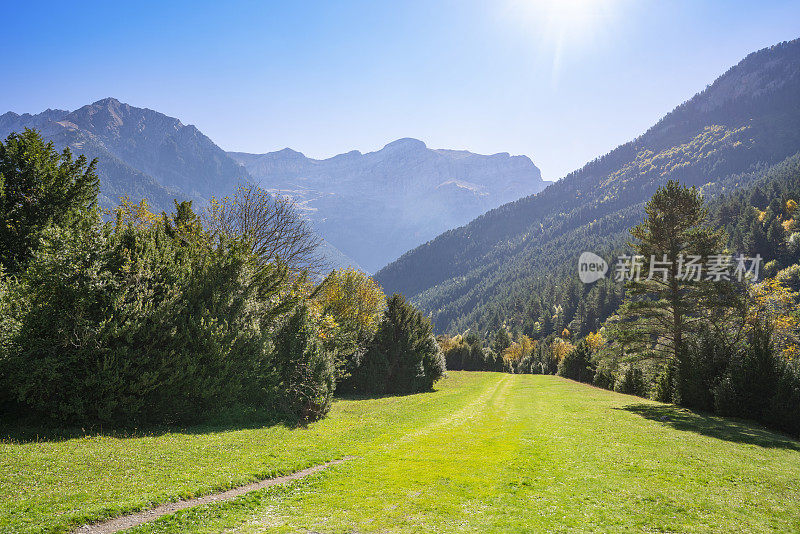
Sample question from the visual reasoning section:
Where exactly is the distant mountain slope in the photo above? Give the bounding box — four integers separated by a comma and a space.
230, 139, 549, 272
0, 98, 248, 214
375, 38, 800, 333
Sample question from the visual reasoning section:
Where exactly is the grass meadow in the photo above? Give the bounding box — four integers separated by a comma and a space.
2, 372, 800, 533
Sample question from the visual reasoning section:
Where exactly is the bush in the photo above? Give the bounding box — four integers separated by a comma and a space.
677, 332, 732, 411
653, 361, 677, 403
350, 294, 445, 394
593, 360, 616, 390
0, 129, 99, 273
443, 338, 471, 371
440, 332, 499, 372
614, 365, 648, 397
0, 207, 315, 425
765, 360, 800, 437
557, 339, 595, 383
272, 305, 335, 422
713, 322, 778, 420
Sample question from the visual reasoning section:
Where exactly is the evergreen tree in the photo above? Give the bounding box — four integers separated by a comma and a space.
0, 129, 99, 273
492, 326, 512, 354
606, 180, 740, 401
354, 294, 445, 394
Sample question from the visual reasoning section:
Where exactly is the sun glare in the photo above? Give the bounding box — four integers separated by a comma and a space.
504, 0, 620, 82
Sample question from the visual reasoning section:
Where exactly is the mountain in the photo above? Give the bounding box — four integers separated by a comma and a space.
374, 38, 800, 334
230, 139, 549, 272
0, 98, 249, 214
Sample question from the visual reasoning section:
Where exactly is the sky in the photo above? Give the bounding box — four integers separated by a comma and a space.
2, 1, 799, 180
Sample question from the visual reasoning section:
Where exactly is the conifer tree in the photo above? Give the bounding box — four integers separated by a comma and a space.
0, 129, 99, 272
606, 180, 744, 401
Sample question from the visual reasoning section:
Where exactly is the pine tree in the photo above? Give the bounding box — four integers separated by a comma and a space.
606, 180, 742, 401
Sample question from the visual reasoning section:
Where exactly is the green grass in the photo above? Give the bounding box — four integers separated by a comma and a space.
3, 373, 800, 533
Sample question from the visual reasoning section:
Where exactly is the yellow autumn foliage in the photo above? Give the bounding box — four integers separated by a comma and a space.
585, 331, 605, 352
551, 338, 574, 361
112, 197, 158, 228
502, 335, 535, 363
316, 267, 386, 340
751, 275, 800, 361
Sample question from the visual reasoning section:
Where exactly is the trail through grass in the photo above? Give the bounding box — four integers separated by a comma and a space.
2, 373, 800, 533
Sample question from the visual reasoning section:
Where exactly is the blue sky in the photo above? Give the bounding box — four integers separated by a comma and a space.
2, 0, 799, 180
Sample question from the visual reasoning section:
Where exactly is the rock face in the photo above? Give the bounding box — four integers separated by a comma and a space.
230, 139, 548, 272
0, 98, 248, 214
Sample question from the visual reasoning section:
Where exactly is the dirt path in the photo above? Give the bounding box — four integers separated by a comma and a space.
72, 456, 355, 534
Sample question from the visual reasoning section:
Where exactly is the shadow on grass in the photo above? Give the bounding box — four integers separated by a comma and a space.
0, 411, 296, 445
334, 388, 438, 402
621, 403, 800, 451
1, 387, 441, 444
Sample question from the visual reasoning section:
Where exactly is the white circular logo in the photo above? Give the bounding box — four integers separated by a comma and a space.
578, 252, 608, 284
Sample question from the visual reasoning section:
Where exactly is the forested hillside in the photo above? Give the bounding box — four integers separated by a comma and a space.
375, 39, 800, 335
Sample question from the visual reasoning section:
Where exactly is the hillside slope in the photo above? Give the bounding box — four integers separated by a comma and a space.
375, 38, 800, 333
230, 139, 549, 272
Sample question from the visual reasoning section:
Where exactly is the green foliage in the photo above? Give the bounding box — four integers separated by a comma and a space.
557, 339, 595, 383
272, 305, 335, 422
606, 180, 732, 366
0, 129, 99, 273
439, 332, 504, 372
0, 201, 320, 425
712, 321, 780, 421
349, 294, 445, 394
614, 365, 648, 397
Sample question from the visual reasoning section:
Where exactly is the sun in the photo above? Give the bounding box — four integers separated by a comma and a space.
504, 0, 620, 79
539, 0, 605, 30
520, 0, 617, 44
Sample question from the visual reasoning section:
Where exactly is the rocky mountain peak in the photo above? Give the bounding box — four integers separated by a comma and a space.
380, 137, 427, 153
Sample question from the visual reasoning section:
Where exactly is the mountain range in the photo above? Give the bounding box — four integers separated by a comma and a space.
230, 140, 548, 272
0, 98, 248, 214
1, 100, 548, 272
374, 38, 800, 333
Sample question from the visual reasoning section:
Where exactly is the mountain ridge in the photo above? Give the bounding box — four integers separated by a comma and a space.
231, 137, 549, 272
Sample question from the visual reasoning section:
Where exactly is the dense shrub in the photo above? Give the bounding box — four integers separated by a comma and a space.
0, 129, 99, 273
653, 362, 677, 403
440, 331, 502, 372
272, 304, 335, 422
677, 332, 733, 411
614, 365, 648, 397
592, 364, 615, 390
713, 322, 780, 420
557, 339, 595, 383
350, 294, 445, 394
765, 360, 800, 436
0, 207, 322, 425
